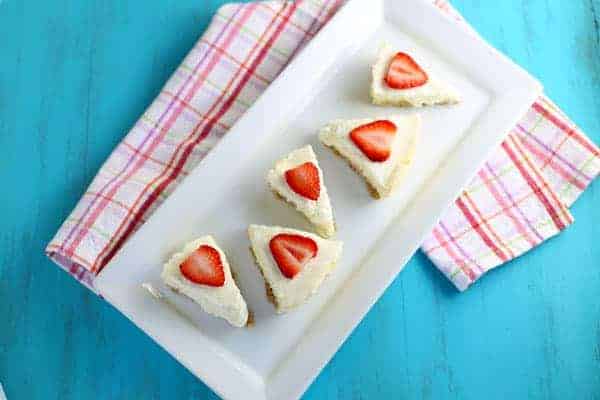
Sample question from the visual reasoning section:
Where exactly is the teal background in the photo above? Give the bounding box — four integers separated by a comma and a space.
1, 0, 599, 399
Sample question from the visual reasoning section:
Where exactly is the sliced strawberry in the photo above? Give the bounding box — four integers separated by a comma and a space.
384, 52, 428, 89
350, 120, 397, 162
284, 162, 320, 201
269, 233, 318, 279
179, 245, 225, 287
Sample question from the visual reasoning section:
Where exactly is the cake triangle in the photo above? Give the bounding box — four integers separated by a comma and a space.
370, 43, 460, 107
248, 224, 343, 313
162, 235, 250, 327
319, 115, 420, 199
267, 145, 335, 237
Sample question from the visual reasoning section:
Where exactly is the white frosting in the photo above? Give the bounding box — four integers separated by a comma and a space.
161, 236, 249, 327
267, 145, 335, 237
371, 44, 460, 107
248, 224, 343, 313
319, 115, 419, 196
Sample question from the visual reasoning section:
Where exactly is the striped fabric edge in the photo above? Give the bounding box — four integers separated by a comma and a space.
422, 133, 575, 291
46, 2, 260, 290
519, 97, 600, 207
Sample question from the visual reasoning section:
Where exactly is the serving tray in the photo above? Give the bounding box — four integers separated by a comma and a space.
95, 0, 541, 398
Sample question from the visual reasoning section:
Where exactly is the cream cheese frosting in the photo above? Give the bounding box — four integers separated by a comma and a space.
371, 44, 460, 107
248, 224, 343, 313
267, 145, 335, 238
319, 115, 420, 197
162, 236, 249, 327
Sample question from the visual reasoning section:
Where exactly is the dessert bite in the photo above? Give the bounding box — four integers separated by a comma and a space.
248, 224, 343, 313
162, 236, 249, 327
371, 44, 460, 107
319, 115, 420, 199
267, 145, 335, 237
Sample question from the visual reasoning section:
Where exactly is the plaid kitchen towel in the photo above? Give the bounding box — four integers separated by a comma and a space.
45, 0, 599, 292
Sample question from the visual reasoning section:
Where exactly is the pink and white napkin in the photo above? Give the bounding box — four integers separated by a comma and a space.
46, 0, 599, 292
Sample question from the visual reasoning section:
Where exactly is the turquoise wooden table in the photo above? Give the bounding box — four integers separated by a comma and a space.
1, 1, 598, 399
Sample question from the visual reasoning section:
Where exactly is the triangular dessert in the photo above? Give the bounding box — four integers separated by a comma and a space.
267, 145, 335, 238
370, 43, 460, 107
162, 235, 250, 327
319, 115, 420, 199
248, 224, 343, 313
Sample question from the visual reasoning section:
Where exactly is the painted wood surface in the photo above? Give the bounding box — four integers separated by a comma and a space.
0, 0, 598, 399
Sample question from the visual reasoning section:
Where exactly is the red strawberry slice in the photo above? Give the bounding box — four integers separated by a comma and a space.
269, 233, 318, 279
284, 162, 320, 201
350, 120, 397, 162
179, 245, 225, 287
384, 52, 428, 89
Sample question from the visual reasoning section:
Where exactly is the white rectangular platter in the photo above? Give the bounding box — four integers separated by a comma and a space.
95, 0, 542, 399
